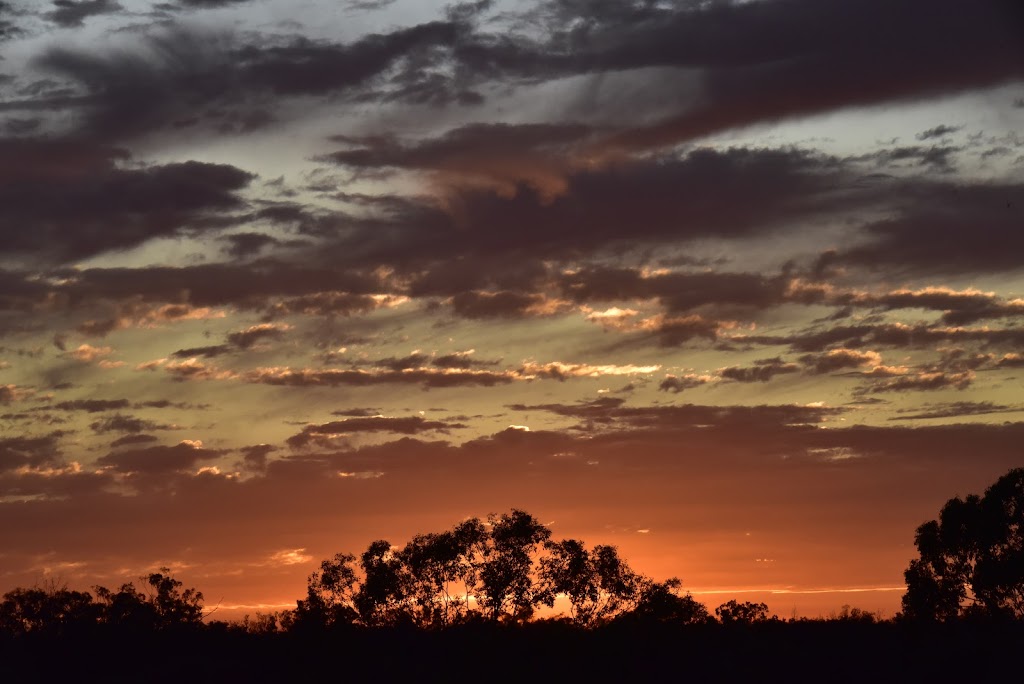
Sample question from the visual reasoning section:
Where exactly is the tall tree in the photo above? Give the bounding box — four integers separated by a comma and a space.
902, 468, 1024, 621
294, 553, 359, 628
539, 540, 641, 626
478, 509, 551, 621
355, 540, 412, 626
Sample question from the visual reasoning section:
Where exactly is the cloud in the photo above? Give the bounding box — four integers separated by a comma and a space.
0, 139, 253, 265
863, 371, 975, 394
31, 19, 472, 140
742, 322, 1024, 354
65, 344, 114, 363
170, 345, 232, 359
244, 365, 517, 389
449, 291, 568, 319
890, 401, 1019, 421
574, 0, 1024, 153
109, 434, 160, 448
0, 433, 64, 472
48, 399, 131, 412
916, 124, 963, 141
45, 1, 122, 28
226, 322, 290, 349
824, 181, 1024, 275
324, 122, 593, 198
720, 358, 802, 383
659, 373, 716, 393
161, 358, 239, 382
96, 440, 225, 474
345, 0, 397, 12
866, 287, 1024, 326
287, 416, 465, 448
64, 263, 384, 308
800, 349, 882, 375
89, 414, 172, 435
509, 397, 844, 432
995, 353, 1024, 368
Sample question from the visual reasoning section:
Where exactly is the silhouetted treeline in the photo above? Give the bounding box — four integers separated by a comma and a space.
4, 469, 1024, 681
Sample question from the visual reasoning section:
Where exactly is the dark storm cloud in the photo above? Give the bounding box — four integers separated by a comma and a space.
44, 0, 122, 28
0, 138, 253, 264
96, 441, 224, 474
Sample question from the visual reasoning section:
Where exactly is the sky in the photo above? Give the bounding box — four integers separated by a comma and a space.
1, 0, 1023, 620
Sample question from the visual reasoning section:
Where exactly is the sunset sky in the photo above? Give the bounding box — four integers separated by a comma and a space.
1, 0, 1023, 619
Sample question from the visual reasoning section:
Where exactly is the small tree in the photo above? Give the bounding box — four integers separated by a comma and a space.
627, 577, 712, 625
715, 599, 773, 625
0, 584, 98, 635
94, 567, 204, 629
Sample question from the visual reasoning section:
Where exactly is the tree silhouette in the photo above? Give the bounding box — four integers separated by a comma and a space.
0, 584, 98, 635
626, 577, 712, 625
94, 567, 204, 629
477, 509, 552, 622
539, 539, 641, 626
715, 599, 773, 625
354, 539, 412, 626
902, 467, 1024, 621
295, 508, 722, 628
293, 553, 359, 629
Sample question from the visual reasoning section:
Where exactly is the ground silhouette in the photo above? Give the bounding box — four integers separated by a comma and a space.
3, 471, 1024, 681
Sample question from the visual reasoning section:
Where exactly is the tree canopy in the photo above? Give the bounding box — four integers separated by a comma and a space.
902, 467, 1024, 621
294, 508, 714, 629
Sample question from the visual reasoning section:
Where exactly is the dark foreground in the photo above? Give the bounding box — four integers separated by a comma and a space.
4, 621, 1023, 683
